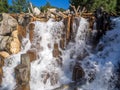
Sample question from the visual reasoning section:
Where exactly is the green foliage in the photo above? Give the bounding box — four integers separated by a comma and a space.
40, 2, 52, 12
69, 0, 117, 13
91, 0, 117, 13
10, 0, 29, 13
116, 0, 120, 15
40, 2, 65, 12
69, 0, 94, 11
0, 0, 9, 13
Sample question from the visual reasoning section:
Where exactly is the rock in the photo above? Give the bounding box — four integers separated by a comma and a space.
0, 13, 18, 35
11, 30, 18, 38
72, 63, 85, 82
18, 25, 27, 38
0, 67, 3, 85
9, 30, 21, 54
60, 34, 66, 50
41, 72, 50, 84
17, 14, 32, 38
50, 72, 59, 85
17, 14, 31, 27
56, 57, 62, 67
15, 64, 29, 85
28, 23, 35, 42
27, 49, 37, 62
52, 43, 61, 58
76, 49, 89, 60
21, 54, 30, 80
33, 7, 41, 16
0, 32, 20, 54
9, 37, 21, 54
15, 84, 30, 90
0, 51, 10, 59
0, 51, 9, 85
0, 36, 9, 51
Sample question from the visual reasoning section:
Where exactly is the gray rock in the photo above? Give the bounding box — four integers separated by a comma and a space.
0, 13, 18, 35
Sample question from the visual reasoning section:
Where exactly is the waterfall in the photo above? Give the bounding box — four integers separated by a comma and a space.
1, 17, 120, 90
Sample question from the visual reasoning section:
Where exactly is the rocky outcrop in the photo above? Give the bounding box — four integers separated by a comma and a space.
0, 13, 21, 55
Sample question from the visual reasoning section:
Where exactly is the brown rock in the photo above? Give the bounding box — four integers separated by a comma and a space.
28, 23, 35, 42
21, 54, 30, 80
52, 43, 61, 58
15, 84, 30, 90
9, 37, 21, 54
27, 49, 37, 62
72, 63, 85, 82
60, 34, 65, 50
0, 51, 10, 59
50, 72, 58, 86
18, 25, 27, 38
15, 64, 29, 85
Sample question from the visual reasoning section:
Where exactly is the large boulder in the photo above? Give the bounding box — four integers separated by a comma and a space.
0, 13, 18, 35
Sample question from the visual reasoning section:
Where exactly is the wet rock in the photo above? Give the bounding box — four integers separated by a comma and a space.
72, 63, 85, 82
18, 25, 27, 38
56, 57, 62, 67
0, 13, 18, 35
60, 34, 66, 50
76, 49, 89, 60
27, 49, 37, 62
21, 54, 30, 80
15, 54, 30, 90
15, 64, 29, 85
41, 72, 50, 84
97, 42, 104, 51
70, 17, 80, 42
50, 72, 59, 85
15, 83, 30, 90
28, 23, 35, 42
0, 51, 9, 85
52, 43, 61, 58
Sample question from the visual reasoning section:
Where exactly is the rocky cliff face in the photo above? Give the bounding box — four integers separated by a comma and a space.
0, 13, 21, 55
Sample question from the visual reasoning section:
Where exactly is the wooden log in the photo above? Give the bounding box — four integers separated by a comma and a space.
66, 16, 71, 44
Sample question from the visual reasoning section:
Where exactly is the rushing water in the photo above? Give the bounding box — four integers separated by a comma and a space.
1, 17, 120, 90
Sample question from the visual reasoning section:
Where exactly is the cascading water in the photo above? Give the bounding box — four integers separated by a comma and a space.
1, 17, 120, 90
